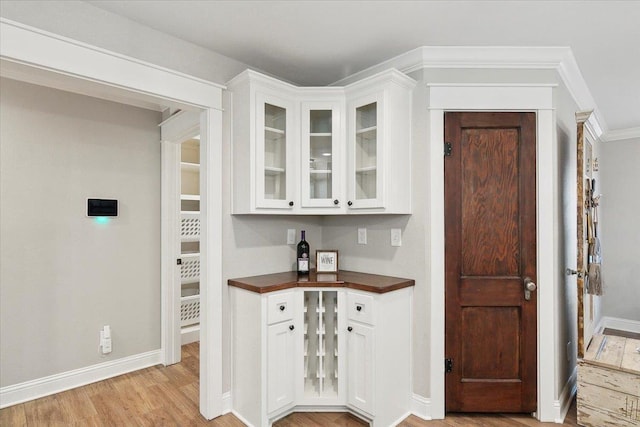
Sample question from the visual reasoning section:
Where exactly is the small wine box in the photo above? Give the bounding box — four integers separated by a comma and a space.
577, 334, 640, 427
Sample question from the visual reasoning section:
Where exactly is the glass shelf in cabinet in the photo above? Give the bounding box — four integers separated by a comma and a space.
264, 166, 285, 174
265, 126, 285, 135
180, 161, 200, 172
355, 166, 377, 173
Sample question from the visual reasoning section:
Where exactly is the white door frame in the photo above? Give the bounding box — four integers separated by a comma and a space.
426, 83, 558, 421
160, 110, 201, 366
0, 19, 225, 419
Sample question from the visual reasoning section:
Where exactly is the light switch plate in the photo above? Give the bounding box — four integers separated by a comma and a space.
391, 228, 402, 247
287, 229, 296, 245
358, 228, 367, 245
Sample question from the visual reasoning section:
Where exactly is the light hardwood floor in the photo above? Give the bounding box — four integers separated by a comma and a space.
1, 342, 579, 426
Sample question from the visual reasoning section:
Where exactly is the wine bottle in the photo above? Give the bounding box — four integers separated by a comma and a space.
297, 230, 310, 274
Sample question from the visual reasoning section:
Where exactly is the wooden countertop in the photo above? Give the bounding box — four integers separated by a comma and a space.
228, 270, 415, 294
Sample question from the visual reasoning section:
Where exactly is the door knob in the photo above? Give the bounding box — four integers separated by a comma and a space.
524, 277, 537, 301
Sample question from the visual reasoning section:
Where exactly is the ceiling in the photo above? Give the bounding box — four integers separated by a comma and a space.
85, 0, 640, 135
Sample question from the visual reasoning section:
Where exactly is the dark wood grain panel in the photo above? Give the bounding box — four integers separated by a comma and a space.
461, 307, 521, 380
445, 112, 537, 413
459, 278, 523, 306
461, 128, 520, 276
452, 382, 523, 412
228, 270, 414, 294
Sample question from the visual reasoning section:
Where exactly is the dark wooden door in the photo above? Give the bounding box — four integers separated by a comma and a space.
444, 112, 537, 413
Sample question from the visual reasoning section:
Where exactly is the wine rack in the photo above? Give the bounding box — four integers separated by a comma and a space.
303, 290, 339, 398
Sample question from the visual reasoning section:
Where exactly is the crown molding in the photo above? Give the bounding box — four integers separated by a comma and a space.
601, 127, 640, 142
332, 46, 609, 139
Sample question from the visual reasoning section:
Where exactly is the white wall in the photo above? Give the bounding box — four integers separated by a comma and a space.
599, 138, 640, 321
0, 78, 162, 387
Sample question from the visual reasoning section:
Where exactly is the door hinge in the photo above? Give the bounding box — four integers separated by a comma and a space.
444, 142, 453, 157
445, 358, 453, 373
176, 258, 182, 265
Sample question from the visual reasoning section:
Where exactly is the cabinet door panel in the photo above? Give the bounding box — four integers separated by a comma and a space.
256, 93, 296, 210
347, 323, 374, 415
301, 101, 343, 209
347, 93, 385, 210
267, 322, 296, 413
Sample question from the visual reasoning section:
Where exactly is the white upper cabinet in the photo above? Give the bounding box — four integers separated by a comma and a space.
300, 95, 345, 209
256, 93, 296, 209
228, 69, 415, 215
345, 70, 415, 213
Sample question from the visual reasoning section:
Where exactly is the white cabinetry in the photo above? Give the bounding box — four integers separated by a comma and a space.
231, 288, 299, 427
267, 321, 296, 413
345, 71, 415, 212
298, 290, 346, 405
230, 282, 412, 427
347, 322, 374, 415
228, 69, 414, 215
300, 96, 345, 210
345, 288, 412, 426
228, 72, 298, 213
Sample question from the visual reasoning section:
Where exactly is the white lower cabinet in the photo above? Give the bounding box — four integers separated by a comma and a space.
345, 289, 413, 426
267, 321, 296, 413
231, 286, 411, 427
347, 322, 374, 415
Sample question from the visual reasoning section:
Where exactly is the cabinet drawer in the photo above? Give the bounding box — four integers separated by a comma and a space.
347, 292, 375, 325
267, 292, 295, 325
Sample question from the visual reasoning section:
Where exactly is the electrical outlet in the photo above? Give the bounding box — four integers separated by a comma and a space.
391, 228, 402, 247
100, 325, 112, 354
287, 229, 296, 244
357, 228, 367, 245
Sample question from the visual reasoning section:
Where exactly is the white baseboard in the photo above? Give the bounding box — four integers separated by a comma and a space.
221, 391, 232, 414
0, 349, 162, 409
553, 367, 577, 423
181, 324, 200, 345
597, 316, 640, 334
411, 393, 432, 420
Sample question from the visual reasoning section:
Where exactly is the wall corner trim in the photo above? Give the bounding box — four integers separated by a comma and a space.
552, 367, 577, 424
411, 393, 432, 420
0, 350, 162, 409
221, 391, 232, 414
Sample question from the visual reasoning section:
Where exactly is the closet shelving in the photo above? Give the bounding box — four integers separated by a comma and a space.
303, 290, 339, 398
179, 138, 201, 342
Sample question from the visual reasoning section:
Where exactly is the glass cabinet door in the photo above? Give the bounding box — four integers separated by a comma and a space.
348, 93, 384, 209
256, 93, 295, 209
301, 101, 342, 208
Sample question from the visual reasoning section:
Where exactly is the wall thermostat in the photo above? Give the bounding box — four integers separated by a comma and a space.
87, 198, 118, 217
